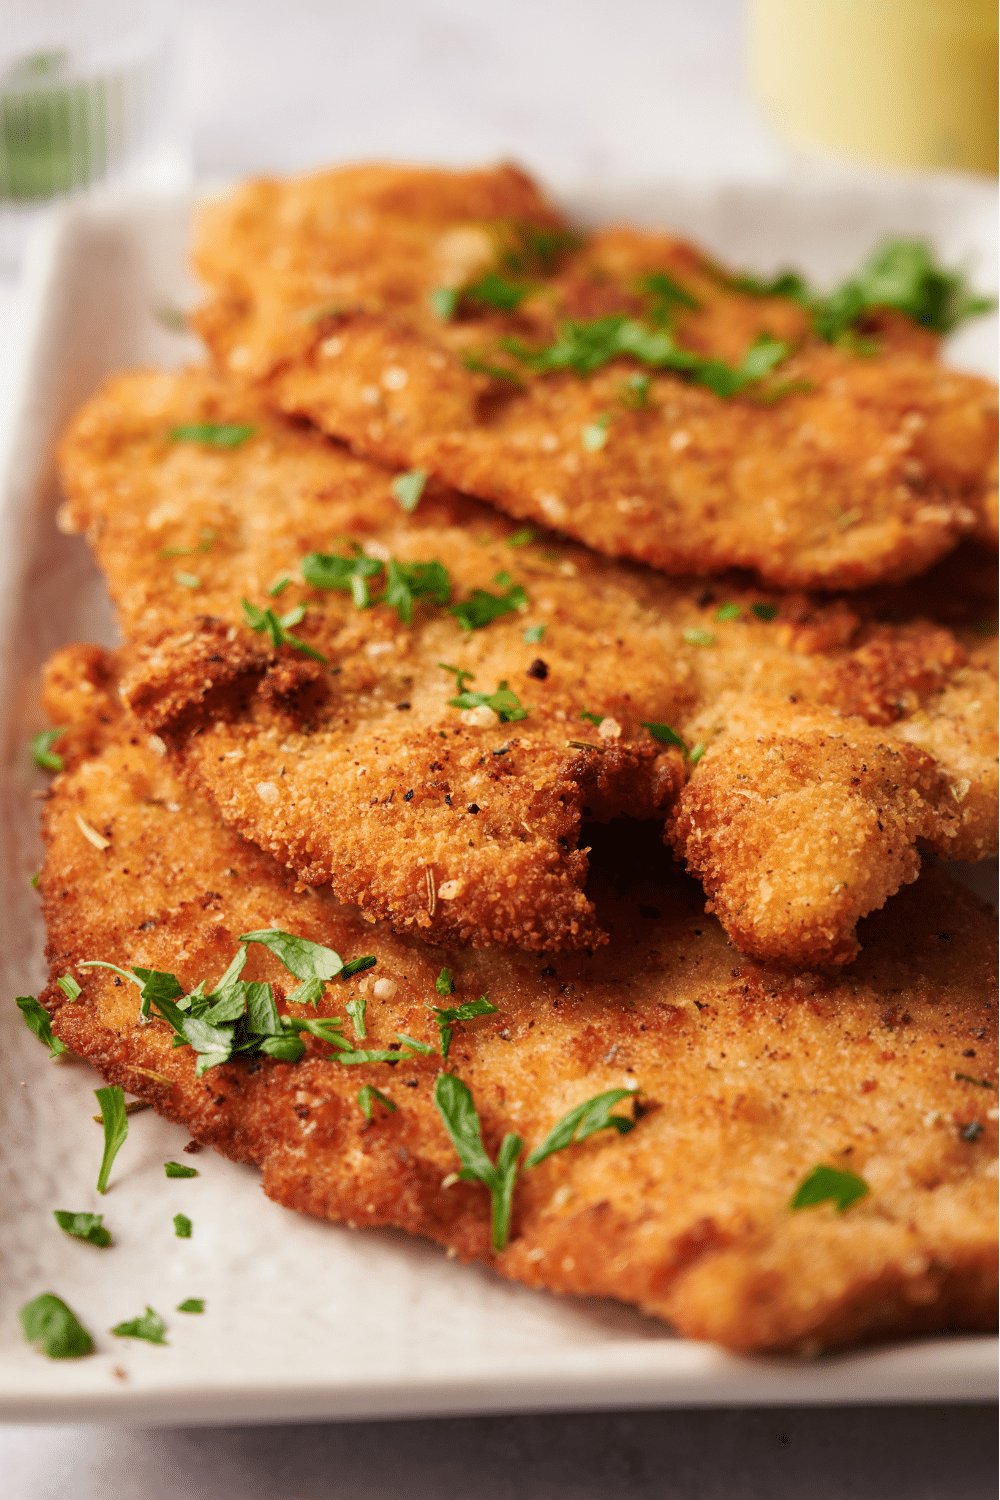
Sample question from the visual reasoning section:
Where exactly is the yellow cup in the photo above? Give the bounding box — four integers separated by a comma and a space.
751, 0, 998, 175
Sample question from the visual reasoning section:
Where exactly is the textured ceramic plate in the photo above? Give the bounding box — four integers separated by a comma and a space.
0, 178, 996, 1424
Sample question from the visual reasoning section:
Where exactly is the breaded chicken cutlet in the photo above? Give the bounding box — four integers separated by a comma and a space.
191, 161, 998, 590
36, 654, 998, 1356
57, 368, 997, 965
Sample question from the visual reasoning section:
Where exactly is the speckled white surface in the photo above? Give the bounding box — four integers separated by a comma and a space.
0, 184, 996, 1426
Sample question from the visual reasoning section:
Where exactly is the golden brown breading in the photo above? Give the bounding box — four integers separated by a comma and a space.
190, 163, 997, 589
57, 368, 997, 962
36, 688, 998, 1355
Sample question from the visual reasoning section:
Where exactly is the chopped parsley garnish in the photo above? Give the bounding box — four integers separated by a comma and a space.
641, 270, 700, 319
430, 286, 459, 320
301, 549, 450, 622
268, 574, 292, 597
448, 679, 528, 723
430, 994, 498, 1060
165, 1161, 198, 1178
640, 722, 688, 753
169, 423, 255, 448
237, 929, 344, 981
580, 710, 603, 726
345, 996, 367, 1039
336, 1044, 426, 1065
789, 1163, 870, 1214
358, 1084, 396, 1119
341, 955, 377, 980
523, 623, 545, 643
177, 1298, 204, 1313
20, 1293, 94, 1359
502, 317, 787, 398
683, 628, 715, 647
391, 469, 428, 514
173, 1213, 192, 1239
508, 528, 535, 548
750, 602, 778, 622
434, 1073, 522, 1251
500, 222, 580, 276
953, 1072, 995, 1089
53, 1210, 111, 1247
450, 581, 527, 632
689, 743, 706, 766
241, 598, 328, 663
56, 975, 81, 1001
526, 1088, 637, 1167
111, 1306, 168, 1345
16, 995, 67, 1056
435, 967, 455, 997
732, 239, 993, 342
395, 1032, 434, 1055
618, 372, 651, 409
581, 411, 614, 451
462, 353, 524, 385
94, 1085, 129, 1194
439, 662, 475, 695
31, 728, 66, 772
175, 571, 201, 590
465, 271, 530, 313
715, 603, 741, 621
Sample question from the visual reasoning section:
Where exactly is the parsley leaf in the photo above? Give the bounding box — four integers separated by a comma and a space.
53, 1210, 111, 1247
31, 727, 65, 772
640, 721, 688, 754
580, 710, 603, 726
715, 603, 741, 621
94, 1085, 129, 1194
581, 411, 614, 451
242, 598, 328, 663
16, 995, 67, 1057
384, 557, 452, 623
177, 1299, 204, 1313
523, 623, 545, 643
391, 469, 428, 514
165, 1161, 198, 1178
641, 270, 700, 319
683, 628, 715, 647
336, 1046, 423, 1065
750, 602, 778, 621
173, 1213, 192, 1238
526, 1088, 636, 1167
301, 550, 383, 606
450, 582, 527, 631
465, 271, 530, 313
689, 742, 706, 766
789, 1163, 870, 1214
20, 1294, 94, 1359
341, 955, 377, 980
431, 286, 459, 320
449, 679, 528, 723
238, 929, 344, 981
358, 1084, 397, 1119
345, 996, 367, 1039
508, 528, 535, 548
430, 994, 498, 1061
56, 975, 81, 1001
434, 1073, 522, 1251
439, 661, 475, 695
170, 423, 255, 448
111, 1306, 168, 1345
175, 571, 200, 589
435, 967, 455, 997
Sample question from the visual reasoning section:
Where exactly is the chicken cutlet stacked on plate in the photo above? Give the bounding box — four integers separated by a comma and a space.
31, 162, 999, 1354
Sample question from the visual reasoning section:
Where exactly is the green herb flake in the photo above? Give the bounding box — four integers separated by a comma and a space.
689, 742, 706, 766
391, 469, 428, 514
750, 602, 778, 622
238, 928, 344, 982
177, 1298, 204, 1313
94, 1085, 129, 1194
31, 728, 65, 773
435, 967, 456, 998
465, 271, 530, 314
241, 598, 328, 663
439, 662, 476, 695
345, 996, 367, 1039
20, 1293, 94, 1359
430, 994, 498, 1061
335, 1047, 420, 1065
953, 1072, 995, 1089
358, 1084, 397, 1119
430, 286, 459, 321
526, 1088, 636, 1168
165, 1161, 198, 1179
508, 528, 535, 548
169, 424, 255, 449
641, 270, 700, 317
683, 628, 716, 647
434, 1073, 522, 1251
715, 603, 741, 622
789, 1163, 870, 1214
581, 412, 614, 451
173, 1213, 193, 1239
341, 955, 377, 980
56, 974, 82, 1001
174, 571, 201, 590
450, 582, 528, 632
640, 721, 688, 753
523, 624, 546, 643
449, 679, 528, 724
268, 575, 292, 597
111, 1305, 168, 1345
53, 1210, 111, 1247
383, 557, 451, 624
580, 709, 603, 726
16, 995, 67, 1057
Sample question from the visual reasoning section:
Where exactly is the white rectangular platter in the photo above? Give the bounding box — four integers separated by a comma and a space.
0, 175, 996, 1424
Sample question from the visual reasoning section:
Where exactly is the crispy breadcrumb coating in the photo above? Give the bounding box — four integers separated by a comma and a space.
189, 162, 997, 588
57, 369, 996, 961
36, 689, 997, 1355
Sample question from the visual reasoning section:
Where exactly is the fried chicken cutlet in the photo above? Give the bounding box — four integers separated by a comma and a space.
190, 162, 997, 590
58, 368, 997, 964
35, 663, 998, 1355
